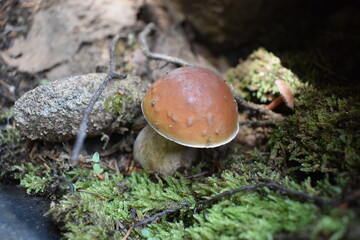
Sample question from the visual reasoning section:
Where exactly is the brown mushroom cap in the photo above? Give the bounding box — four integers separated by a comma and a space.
275, 80, 294, 109
142, 66, 239, 148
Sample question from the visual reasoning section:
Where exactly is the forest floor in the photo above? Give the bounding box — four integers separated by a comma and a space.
1, 1, 359, 239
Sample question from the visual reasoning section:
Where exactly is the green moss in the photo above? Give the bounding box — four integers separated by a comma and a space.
0, 108, 22, 176
104, 94, 128, 115
12, 153, 354, 240
309, 211, 353, 240
0, 108, 20, 148
104, 87, 138, 123
226, 48, 305, 103
14, 163, 52, 193
269, 87, 360, 174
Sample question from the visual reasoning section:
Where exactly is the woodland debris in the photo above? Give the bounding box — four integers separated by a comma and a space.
71, 34, 127, 166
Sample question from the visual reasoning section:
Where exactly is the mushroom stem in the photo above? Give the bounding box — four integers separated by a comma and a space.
133, 125, 198, 176
266, 96, 284, 110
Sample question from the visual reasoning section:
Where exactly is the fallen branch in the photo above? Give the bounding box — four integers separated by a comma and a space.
139, 22, 221, 76
55, 175, 75, 195
129, 202, 191, 228
194, 181, 330, 214
234, 93, 284, 120
71, 34, 127, 166
52, 164, 74, 195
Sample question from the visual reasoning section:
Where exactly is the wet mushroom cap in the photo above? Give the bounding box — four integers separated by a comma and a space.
275, 80, 294, 109
142, 66, 239, 148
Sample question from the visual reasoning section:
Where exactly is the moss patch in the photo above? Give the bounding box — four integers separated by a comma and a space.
269, 87, 360, 174
104, 94, 128, 115
226, 48, 305, 103
12, 153, 354, 240
104, 85, 139, 124
0, 108, 22, 176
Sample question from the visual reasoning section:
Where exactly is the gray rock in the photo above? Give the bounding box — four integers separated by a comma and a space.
14, 73, 149, 141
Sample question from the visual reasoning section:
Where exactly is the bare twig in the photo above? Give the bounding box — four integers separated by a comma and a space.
71, 34, 127, 166
121, 208, 137, 239
194, 181, 329, 214
55, 176, 75, 194
78, 189, 107, 200
234, 93, 284, 120
122, 225, 134, 240
139, 22, 221, 76
132, 202, 191, 228
52, 164, 74, 195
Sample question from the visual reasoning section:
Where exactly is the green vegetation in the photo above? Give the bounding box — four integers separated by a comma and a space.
226, 48, 305, 103
104, 93, 128, 116
14, 163, 52, 193
92, 152, 103, 174
0, 108, 21, 175
0, 108, 20, 148
104, 85, 138, 124
13, 154, 353, 240
269, 87, 360, 174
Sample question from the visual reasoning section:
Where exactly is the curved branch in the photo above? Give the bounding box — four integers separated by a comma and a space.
71, 35, 127, 166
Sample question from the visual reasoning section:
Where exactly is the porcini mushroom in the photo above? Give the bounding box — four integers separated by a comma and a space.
133, 67, 239, 175
267, 80, 294, 110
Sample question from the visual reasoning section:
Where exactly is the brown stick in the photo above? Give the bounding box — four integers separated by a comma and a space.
71, 35, 127, 166
139, 22, 221, 76
121, 224, 134, 240
78, 189, 107, 200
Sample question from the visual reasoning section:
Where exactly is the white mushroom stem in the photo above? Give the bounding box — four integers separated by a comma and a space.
133, 125, 198, 176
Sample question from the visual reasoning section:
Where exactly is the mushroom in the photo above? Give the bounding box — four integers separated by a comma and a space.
267, 80, 294, 110
133, 67, 239, 175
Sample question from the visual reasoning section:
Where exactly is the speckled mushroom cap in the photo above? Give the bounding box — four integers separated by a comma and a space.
142, 67, 239, 148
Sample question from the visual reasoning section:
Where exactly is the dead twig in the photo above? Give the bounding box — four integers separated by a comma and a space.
234, 93, 284, 120
139, 22, 221, 76
122, 225, 134, 240
52, 164, 74, 195
194, 181, 329, 214
78, 189, 107, 200
71, 34, 127, 166
132, 202, 191, 227
55, 175, 75, 194
122, 208, 137, 240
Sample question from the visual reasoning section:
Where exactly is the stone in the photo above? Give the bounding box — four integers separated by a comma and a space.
14, 73, 149, 141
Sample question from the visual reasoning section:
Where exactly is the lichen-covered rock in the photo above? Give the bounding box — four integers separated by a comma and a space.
14, 73, 149, 141
226, 48, 305, 103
